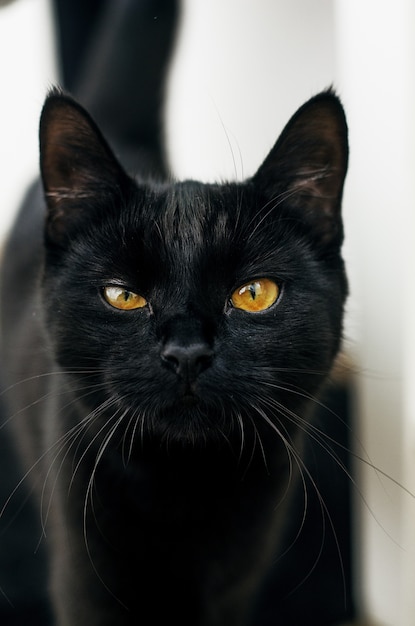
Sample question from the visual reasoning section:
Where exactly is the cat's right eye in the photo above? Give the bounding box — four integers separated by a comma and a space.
102, 286, 147, 310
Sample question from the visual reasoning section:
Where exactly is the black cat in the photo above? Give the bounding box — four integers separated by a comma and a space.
0, 3, 349, 625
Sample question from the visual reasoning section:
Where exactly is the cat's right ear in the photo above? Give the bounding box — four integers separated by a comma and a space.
39, 89, 133, 246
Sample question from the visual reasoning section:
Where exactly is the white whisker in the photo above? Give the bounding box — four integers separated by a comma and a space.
82, 408, 130, 610
251, 399, 346, 599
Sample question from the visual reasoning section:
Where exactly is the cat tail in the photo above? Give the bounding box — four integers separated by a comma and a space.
69, 0, 180, 180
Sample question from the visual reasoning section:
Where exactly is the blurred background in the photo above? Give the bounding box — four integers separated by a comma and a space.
0, 0, 414, 624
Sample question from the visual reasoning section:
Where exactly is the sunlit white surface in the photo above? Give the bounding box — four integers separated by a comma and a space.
0, 0, 57, 241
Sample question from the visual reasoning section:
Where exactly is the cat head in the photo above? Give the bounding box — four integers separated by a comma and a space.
39, 88, 348, 450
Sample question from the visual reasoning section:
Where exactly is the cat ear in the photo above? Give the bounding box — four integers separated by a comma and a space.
253, 90, 348, 246
39, 89, 132, 245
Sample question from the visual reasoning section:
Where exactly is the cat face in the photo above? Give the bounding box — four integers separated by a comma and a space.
39, 90, 348, 448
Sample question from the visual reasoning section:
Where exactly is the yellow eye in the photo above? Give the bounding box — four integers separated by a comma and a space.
231, 278, 279, 312
103, 286, 147, 310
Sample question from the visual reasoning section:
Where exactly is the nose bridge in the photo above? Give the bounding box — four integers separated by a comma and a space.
160, 314, 215, 381
163, 314, 210, 347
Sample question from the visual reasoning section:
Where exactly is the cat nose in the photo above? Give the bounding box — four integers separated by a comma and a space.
161, 341, 214, 380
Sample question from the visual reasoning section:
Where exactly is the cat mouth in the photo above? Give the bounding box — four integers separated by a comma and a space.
174, 381, 202, 408
180, 393, 199, 408
163, 386, 208, 418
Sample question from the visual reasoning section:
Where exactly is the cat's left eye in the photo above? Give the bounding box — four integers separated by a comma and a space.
231, 278, 279, 312
103, 286, 147, 310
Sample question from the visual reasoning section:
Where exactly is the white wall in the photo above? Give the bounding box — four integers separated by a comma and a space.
336, 2, 415, 624
1, 1, 414, 624
167, 0, 336, 183
0, 0, 57, 240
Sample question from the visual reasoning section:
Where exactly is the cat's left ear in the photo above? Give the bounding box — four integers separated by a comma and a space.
253, 90, 348, 246
39, 89, 133, 246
